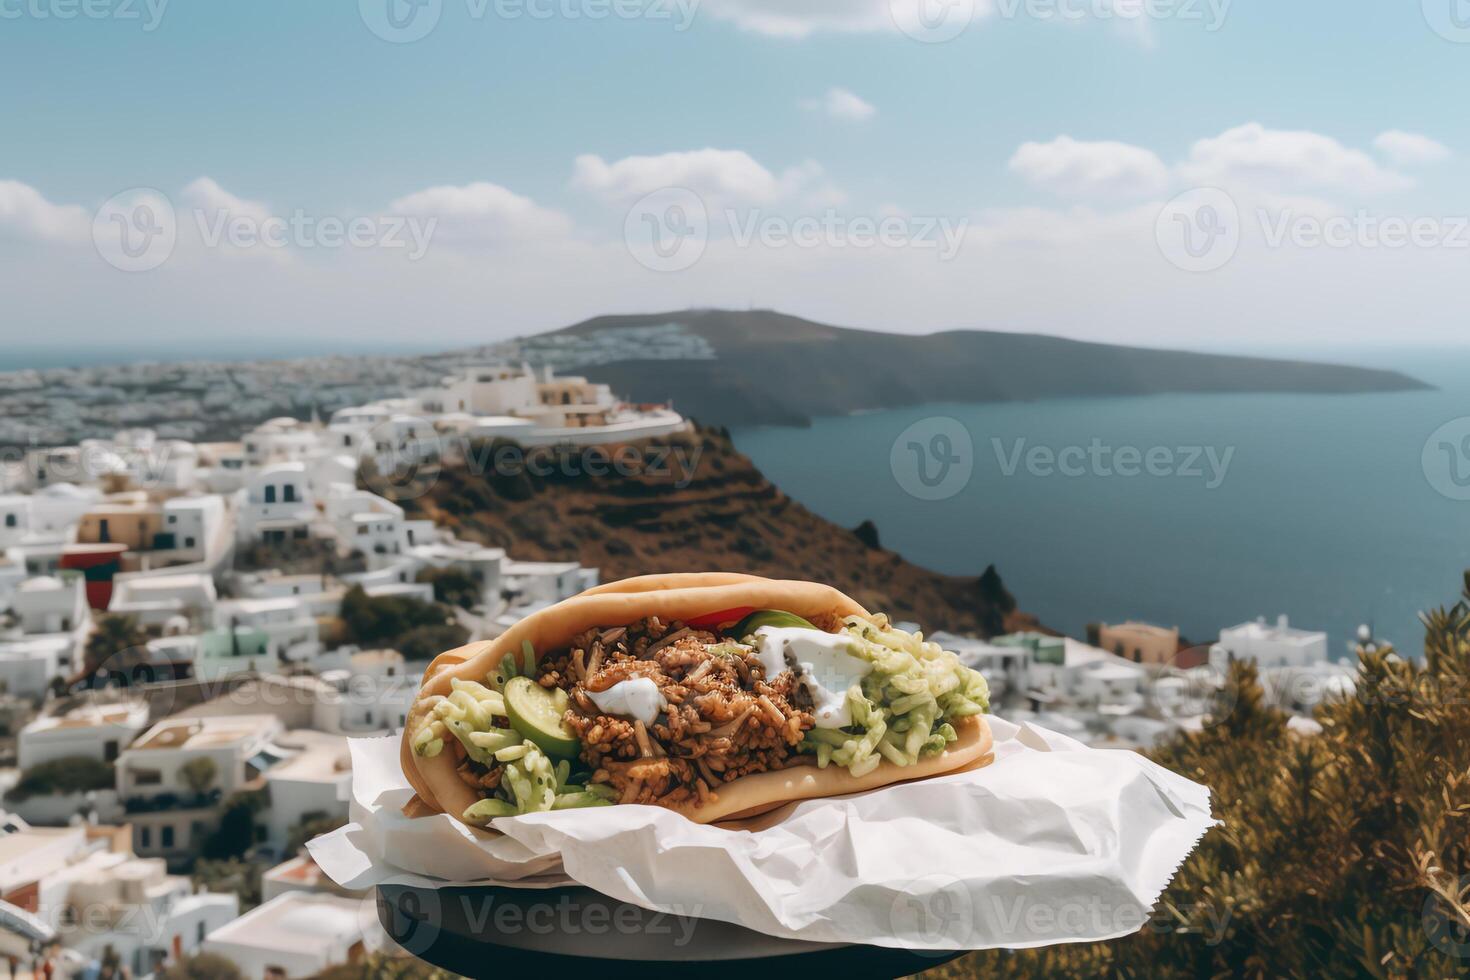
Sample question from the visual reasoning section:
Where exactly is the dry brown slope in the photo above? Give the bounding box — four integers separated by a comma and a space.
394, 427, 1032, 636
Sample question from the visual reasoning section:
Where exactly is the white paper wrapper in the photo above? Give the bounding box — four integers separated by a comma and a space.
309, 717, 1214, 950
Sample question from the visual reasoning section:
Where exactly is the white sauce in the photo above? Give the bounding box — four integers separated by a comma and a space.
587, 676, 667, 726
754, 627, 873, 729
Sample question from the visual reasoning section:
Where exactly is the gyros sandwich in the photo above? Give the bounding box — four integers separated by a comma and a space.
401, 573, 993, 826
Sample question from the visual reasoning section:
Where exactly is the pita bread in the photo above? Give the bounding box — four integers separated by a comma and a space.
402, 573, 993, 827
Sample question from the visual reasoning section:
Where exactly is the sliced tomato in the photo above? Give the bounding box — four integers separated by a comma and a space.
686, 606, 756, 629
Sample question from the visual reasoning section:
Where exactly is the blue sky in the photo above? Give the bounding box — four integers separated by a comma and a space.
2, 1, 1467, 353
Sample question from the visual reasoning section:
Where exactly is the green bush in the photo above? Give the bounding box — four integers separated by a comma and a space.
932, 574, 1470, 979
338, 585, 467, 656
6, 756, 113, 802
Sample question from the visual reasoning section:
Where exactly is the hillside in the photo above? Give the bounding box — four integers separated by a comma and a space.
546, 309, 1430, 427
393, 427, 1032, 636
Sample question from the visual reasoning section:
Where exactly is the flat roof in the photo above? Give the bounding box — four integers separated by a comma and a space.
130, 714, 277, 751
205, 891, 361, 953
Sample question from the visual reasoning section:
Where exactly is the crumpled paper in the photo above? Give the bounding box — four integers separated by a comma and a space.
309, 716, 1215, 950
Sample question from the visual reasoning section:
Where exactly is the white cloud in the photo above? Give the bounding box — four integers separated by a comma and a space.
1008, 136, 1170, 198
0, 179, 89, 243
181, 177, 273, 225
571, 149, 842, 207
802, 87, 877, 122
698, 0, 909, 38
388, 181, 572, 244
1179, 123, 1411, 195
1373, 130, 1450, 167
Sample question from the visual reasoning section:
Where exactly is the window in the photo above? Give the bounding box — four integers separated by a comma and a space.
292, 528, 307, 540
140, 826, 152, 849
4, 514, 14, 527
283, 484, 298, 503
133, 768, 163, 786
264, 485, 277, 504
161, 825, 174, 849
105, 740, 119, 762
168, 514, 177, 524
197, 922, 205, 944
185, 536, 195, 548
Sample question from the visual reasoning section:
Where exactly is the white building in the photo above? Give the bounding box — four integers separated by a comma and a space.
1026, 638, 1148, 714
215, 596, 321, 665
1210, 615, 1329, 670
8, 574, 88, 635
0, 576, 91, 699
202, 890, 366, 980
237, 462, 317, 544
116, 714, 288, 859
502, 560, 587, 606
260, 730, 351, 852
0, 820, 237, 979
242, 417, 324, 468
18, 697, 150, 769
109, 572, 218, 630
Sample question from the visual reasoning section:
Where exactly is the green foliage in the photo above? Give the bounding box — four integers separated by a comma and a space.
158, 952, 244, 980
395, 623, 470, 662
84, 613, 150, 675
337, 585, 467, 656
5, 755, 113, 802
416, 566, 481, 609
201, 790, 266, 861
192, 857, 265, 912
286, 810, 347, 857
932, 575, 1470, 979
180, 756, 218, 795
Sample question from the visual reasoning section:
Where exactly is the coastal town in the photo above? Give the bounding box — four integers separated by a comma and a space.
0, 361, 1366, 978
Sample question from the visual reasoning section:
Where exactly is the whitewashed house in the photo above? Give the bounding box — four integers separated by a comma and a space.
242, 418, 323, 468
260, 730, 351, 853
215, 597, 321, 665
0, 576, 91, 699
238, 462, 317, 544
202, 890, 366, 980
18, 697, 150, 769
1209, 615, 1329, 670
116, 714, 289, 860
109, 572, 218, 630
0, 820, 238, 977
502, 560, 586, 606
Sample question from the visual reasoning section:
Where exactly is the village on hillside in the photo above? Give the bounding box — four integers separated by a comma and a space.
0, 363, 1365, 978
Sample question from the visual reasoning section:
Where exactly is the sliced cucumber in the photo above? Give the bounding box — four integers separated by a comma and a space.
462, 798, 519, 825
503, 676, 580, 759
731, 609, 817, 638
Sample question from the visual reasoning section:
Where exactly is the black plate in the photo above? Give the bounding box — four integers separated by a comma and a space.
377, 882, 966, 979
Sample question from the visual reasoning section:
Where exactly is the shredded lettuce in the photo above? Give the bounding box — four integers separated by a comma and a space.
799, 617, 989, 778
